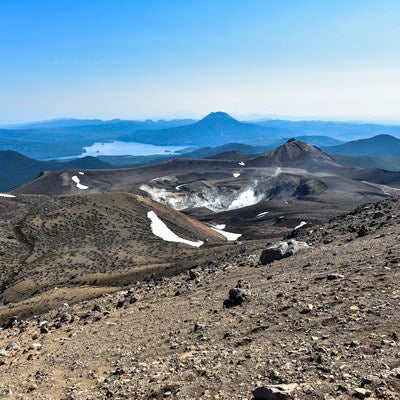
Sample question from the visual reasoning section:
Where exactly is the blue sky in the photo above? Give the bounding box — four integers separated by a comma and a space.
1, 0, 400, 123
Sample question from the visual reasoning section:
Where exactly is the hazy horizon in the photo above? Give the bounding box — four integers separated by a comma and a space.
3, 111, 400, 127
1, 1, 400, 124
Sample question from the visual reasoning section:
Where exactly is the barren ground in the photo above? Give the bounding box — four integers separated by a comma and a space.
0, 197, 399, 399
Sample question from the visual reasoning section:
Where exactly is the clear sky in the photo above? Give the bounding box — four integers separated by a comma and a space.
1, 0, 400, 123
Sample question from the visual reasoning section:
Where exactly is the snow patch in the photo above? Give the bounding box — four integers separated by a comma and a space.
211, 227, 241, 241
147, 211, 203, 247
0, 193, 16, 198
238, 161, 245, 166
212, 224, 226, 230
71, 175, 89, 190
233, 173, 240, 178
256, 211, 269, 218
294, 221, 307, 230
78, 171, 84, 175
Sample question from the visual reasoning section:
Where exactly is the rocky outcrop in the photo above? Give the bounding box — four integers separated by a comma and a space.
259, 239, 309, 265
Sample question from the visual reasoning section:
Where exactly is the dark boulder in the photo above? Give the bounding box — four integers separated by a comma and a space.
223, 280, 251, 308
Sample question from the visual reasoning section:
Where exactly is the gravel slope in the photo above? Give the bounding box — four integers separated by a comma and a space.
0, 197, 399, 399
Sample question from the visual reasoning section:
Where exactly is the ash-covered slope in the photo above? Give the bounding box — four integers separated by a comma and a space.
0, 192, 228, 315
11, 157, 241, 196
0, 196, 399, 399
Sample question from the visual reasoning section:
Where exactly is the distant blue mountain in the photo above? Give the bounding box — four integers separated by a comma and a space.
125, 112, 291, 146
332, 154, 400, 172
1, 117, 196, 130
1, 112, 400, 160
253, 119, 400, 140
323, 134, 400, 157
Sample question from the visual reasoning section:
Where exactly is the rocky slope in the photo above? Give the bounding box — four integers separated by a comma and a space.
0, 196, 399, 399
0, 192, 233, 321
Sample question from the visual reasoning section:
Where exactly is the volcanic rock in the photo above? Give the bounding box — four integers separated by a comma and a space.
252, 384, 298, 399
259, 239, 309, 265
223, 279, 251, 308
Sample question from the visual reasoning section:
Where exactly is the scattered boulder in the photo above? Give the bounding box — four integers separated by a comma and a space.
223, 280, 251, 308
252, 384, 298, 399
188, 269, 201, 280
299, 303, 314, 314
60, 313, 73, 324
327, 273, 344, 281
92, 303, 104, 313
353, 387, 372, 399
29, 343, 42, 350
1, 316, 18, 330
260, 240, 309, 265
117, 298, 126, 308
357, 225, 369, 237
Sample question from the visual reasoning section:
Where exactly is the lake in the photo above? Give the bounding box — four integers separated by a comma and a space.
81, 141, 187, 157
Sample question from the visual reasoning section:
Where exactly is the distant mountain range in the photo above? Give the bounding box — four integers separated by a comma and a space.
323, 134, 400, 157
252, 119, 400, 141
1, 112, 400, 160
0, 117, 196, 130
123, 112, 290, 146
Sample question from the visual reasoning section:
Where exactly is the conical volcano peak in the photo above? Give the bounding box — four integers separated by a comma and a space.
271, 139, 329, 160
200, 111, 238, 123
247, 139, 344, 171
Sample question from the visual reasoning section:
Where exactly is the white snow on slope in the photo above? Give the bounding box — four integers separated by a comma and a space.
211, 227, 241, 241
0, 193, 16, 198
213, 224, 226, 230
294, 221, 307, 230
147, 211, 204, 247
78, 171, 84, 175
239, 161, 245, 166
256, 211, 269, 218
233, 173, 240, 178
71, 175, 89, 190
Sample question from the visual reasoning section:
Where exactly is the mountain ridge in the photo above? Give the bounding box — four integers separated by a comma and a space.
2, 112, 400, 160
324, 134, 400, 157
